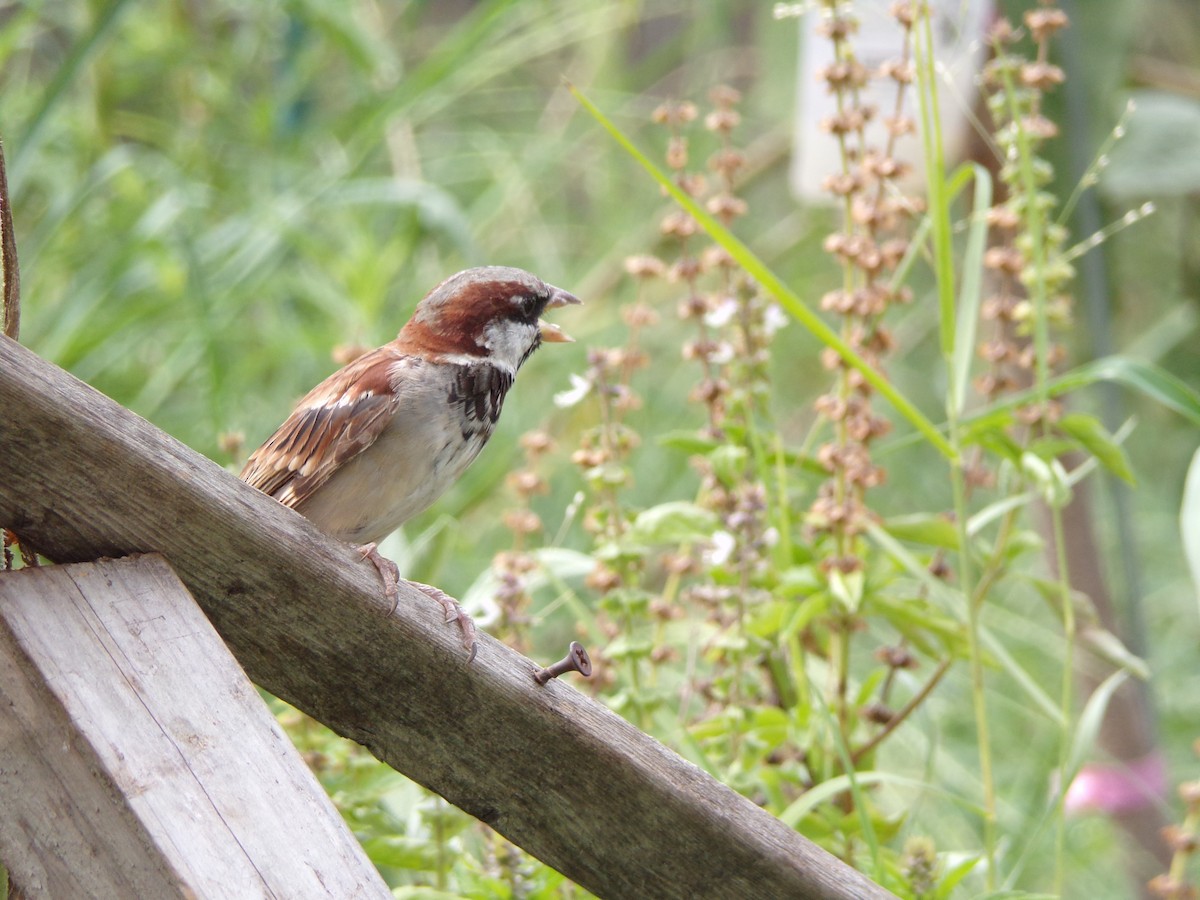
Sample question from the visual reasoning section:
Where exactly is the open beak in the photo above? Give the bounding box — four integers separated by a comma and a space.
539, 284, 582, 343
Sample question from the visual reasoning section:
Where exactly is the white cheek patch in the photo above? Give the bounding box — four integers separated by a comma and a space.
481, 320, 538, 372
435, 352, 515, 375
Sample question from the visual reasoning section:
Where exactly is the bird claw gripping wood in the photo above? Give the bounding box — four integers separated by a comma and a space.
357, 544, 478, 662
357, 543, 401, 608
409, 581, 478, 664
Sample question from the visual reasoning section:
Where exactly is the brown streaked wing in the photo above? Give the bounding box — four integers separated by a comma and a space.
239, 346, 405, 509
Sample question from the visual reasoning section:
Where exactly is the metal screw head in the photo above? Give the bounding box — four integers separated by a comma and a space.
533, 641, 593, 685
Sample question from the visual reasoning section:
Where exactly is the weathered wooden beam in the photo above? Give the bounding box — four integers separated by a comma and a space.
0, 335, 893, 899
0, 554, 389, 899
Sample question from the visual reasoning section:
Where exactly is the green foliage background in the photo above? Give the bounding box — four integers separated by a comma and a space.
4, 0, 1200, 896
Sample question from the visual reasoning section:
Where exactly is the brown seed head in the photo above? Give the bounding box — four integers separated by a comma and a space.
705, 108, 741, 134
624, 254, 666, 279
652, 100, 698, 126
1025, 8, 1069, 42
666, 135, 689, 170
1020, 62, 1065, 91
709, 84, 742, 107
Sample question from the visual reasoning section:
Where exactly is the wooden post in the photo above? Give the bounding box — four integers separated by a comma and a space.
0, 554, 390, 899
0, 335, 894, 898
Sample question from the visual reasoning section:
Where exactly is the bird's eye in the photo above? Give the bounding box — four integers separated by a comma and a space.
519, 291, 546, 320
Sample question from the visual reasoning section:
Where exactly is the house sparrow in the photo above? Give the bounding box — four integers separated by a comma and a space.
240, 266, 580, 658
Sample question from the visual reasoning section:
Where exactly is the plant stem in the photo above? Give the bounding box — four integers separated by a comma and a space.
913, 5, 998, 884
1049, 501, 1075, 894
953, 452, 997, 887
851, 659, 951, 766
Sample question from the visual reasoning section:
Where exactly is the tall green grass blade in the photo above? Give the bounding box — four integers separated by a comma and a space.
951, 164, 993, 417
569, 83, 956, 461
913, 8, 955, 360
965, 356, 1200, 428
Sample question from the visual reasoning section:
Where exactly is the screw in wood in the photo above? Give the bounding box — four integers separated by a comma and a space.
532, 641, 593, 685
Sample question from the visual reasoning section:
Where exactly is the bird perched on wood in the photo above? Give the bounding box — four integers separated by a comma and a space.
240, 266, 581, 658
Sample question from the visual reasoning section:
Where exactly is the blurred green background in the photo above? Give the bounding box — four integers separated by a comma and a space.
5, 0, 1196, 639
4, 0, 1200, 895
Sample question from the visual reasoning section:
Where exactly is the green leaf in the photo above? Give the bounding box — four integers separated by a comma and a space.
780, 772, 891, 827
970, 356, 1200, 428
1181, 446, 1200, 620
1025, 435, 1079, 462
963, 418, 1024, 465
1057, 413, 1135, 484
658, 430, 721, 456
783, 593, 831, 638
747, 601, 791, 639
709, 444, 750, 486
882, 514, 961, 550
934, 854, 983, 898
779, 770, 975, 828
967, 493, 1035, 537
1064, 671, 1129, 790
855, 668, 888, 707
870, 594, 967, 658
627, 501, 720, 546
1081, 627, 1150, 680
828, 567, 864, 613
777, 565, 822, 597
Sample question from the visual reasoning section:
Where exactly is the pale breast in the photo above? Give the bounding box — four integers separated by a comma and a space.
296, 360, 512, 544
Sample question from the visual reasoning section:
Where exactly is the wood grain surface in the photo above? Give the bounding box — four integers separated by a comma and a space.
0, 554, 388, 898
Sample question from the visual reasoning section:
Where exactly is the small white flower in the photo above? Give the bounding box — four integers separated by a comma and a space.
704, 296, 738, 328
554, 374, 592, 408
763, 304, 789, 336
705, 530, 736, 566
709, 341, 735, 365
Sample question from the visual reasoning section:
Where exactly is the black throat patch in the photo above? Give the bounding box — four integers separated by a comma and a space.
447, 362, 515, 437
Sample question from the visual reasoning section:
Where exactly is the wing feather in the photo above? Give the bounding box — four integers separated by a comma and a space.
240, 347, 406, 510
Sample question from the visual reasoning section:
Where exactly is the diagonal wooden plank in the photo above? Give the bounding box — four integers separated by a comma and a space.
0, 554, 389, 899
0, 335, 894, 899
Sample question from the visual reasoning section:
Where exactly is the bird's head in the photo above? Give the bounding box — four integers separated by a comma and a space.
399, 266, 581, 371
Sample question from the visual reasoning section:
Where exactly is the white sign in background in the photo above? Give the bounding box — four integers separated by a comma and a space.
790, 0, 995, 201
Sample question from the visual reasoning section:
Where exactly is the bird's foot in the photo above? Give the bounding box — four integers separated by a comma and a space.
357, 542, 401, 615
408, 580, 478, 664
355, 543, 478, 662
